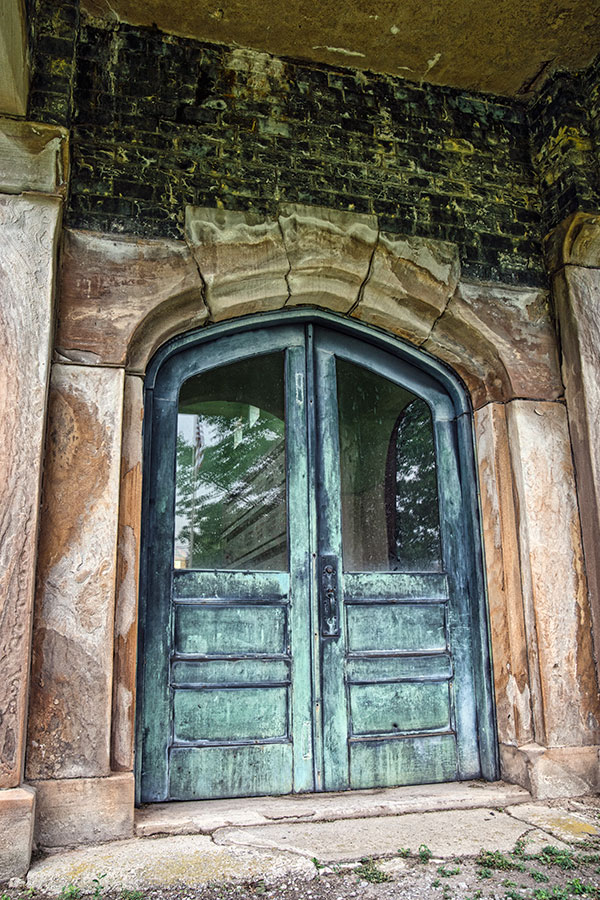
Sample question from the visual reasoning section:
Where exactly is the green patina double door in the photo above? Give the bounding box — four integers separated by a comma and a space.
139, 320, 497, 802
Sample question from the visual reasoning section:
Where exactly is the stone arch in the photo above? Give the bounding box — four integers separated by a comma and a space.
32, 203, 599, 823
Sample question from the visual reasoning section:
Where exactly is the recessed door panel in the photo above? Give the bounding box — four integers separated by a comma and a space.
139, 318, 496, 803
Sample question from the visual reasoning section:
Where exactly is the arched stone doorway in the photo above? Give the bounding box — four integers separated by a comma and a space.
137, 312, 498, 802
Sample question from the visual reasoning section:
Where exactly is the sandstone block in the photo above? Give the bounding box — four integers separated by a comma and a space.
353, 231, 460, 344
0, 119, 68, 194
185, 206, 289, 320
0, 786, 35, 881
474, 404, 532, 747
553, 264, 600, 675
0, 194, 61, 789
33, 774, 134, 848
26, 366, 125, 780
424, 282, 562, 408
56, 230, 206, 368
506, 400, 600, 747
112, 376, 144, 772
278, 203, 378, 311
500, 743, 600, 799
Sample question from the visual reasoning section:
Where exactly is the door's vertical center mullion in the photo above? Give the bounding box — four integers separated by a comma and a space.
304, 324, 324, 790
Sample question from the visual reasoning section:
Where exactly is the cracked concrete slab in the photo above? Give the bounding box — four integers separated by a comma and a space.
211, 807, 547, 862
27, 835, 316, 893
135, 781, 530, 836
506, 803, 600, 844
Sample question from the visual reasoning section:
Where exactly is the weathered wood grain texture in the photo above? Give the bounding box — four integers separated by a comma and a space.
552, 263, 600, 691
0, 193, 61, 789
26, 365, 125, 780
506, 399, 600, 748
474, 402, 534, 747
0, 118, 69, 194
0, 0, 28, 116
111, 375, 143, 772
56, 230, 206, 369
352, 231, 460, 343
424, 282, 562, 409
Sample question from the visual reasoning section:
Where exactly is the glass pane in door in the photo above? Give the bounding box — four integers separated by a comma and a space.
336, 357, 442, 572
175, 352, 287, 570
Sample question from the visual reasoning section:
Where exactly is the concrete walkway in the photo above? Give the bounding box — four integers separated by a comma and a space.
25, 783, 600, 893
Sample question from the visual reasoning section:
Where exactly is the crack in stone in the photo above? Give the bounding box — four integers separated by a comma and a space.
184, 237, 214, 323
418, 283, 457, 347
347, 219, 380, 317
277, 215, 293, 306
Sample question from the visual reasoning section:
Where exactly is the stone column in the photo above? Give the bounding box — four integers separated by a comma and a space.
25, 364, 135, 849
547, 212, 600, 674
0, 118, 67, 879
475, 398, 600, 797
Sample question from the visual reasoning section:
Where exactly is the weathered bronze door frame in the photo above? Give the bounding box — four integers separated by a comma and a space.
136, 310, 498, 803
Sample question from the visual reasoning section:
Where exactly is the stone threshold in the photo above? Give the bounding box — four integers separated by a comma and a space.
135, 779, 531, 837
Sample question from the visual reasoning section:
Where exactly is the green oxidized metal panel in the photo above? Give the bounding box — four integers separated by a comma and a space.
173, 686, 289, 742
171, 658, 290, 685
349, 734, 458, 788
346, 603, 447, 653
174, 604, 287, 656
349, 682, 451, 735
169, 743, 294, 800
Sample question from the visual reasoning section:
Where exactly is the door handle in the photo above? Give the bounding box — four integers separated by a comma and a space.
320, 555, 340, 637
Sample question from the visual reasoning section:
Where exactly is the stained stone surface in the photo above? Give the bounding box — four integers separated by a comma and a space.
56, 230, 206, 368
507, 802, 600, 842
279, 204, 378, 312
26, 365, 125, 780
34, 774, 134, 848
0, 193, 61, 790
27, 834, 315, 891
213, 808, 541, 861
353, 232, 460, 344
425, 282, 562, 408
553, 265, 600, 679
0, 118, 68, 195
474, 403, 533, 748
185, 206, 290, 320
0, 786, 36, 881
111, 376, 144, 772
506, 400, 600, 748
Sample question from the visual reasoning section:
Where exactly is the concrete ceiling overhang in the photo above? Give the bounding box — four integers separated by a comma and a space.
82, 0, 600, 96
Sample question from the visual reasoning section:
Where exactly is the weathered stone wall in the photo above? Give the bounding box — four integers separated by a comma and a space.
28, 0, 545, 286
529, 57, 600, 237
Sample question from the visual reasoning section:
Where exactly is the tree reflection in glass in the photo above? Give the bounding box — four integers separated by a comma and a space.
337, 357, 442, 573
174, 353, 287, 571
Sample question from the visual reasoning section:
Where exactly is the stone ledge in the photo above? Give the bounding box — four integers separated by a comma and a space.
0, 785, 36, 881
500, 743, 600, 799
0, 119, 69, 195
32, 774, 134, 849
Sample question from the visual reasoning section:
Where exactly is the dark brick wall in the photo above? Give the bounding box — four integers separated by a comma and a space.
25, 1, 598, 287
529, 59, 600, 236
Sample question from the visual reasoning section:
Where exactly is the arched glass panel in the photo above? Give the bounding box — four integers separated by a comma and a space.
336, 357, 442, 572
175, 352, 287, 570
